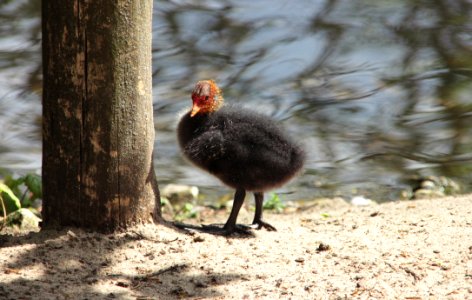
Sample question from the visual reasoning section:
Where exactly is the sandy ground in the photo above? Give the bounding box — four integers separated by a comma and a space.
1, 195, 471, 299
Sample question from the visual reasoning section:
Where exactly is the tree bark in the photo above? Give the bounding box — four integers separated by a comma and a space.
42, 0, 161, 231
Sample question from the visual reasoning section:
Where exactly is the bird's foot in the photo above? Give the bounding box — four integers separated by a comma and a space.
201, 223, 254, 236
251, 219, 277, 231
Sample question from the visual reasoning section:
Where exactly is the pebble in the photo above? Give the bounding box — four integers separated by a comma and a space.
162, 184, 199, 204
350, 196, 376, 206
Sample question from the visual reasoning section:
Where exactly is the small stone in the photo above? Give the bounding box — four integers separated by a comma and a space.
116, 281, 129, 288
440, 264, 451, 271
162, 184, 199, 204
414, 189, 445, 199
5, 208, 41, 230
67, 230, 78, 240
275, 279, 283, 287
193, 236, 205, 243
420, 180, 436, 190
350, 196, 376, 206
316, 243, 331, 252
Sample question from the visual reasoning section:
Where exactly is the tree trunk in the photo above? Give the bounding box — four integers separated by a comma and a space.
42, 0, 161, 231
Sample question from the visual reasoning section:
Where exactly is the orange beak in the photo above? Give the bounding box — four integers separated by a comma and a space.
190, 104, 201, 117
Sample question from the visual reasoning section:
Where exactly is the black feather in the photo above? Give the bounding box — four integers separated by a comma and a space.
177, 105, 305, 191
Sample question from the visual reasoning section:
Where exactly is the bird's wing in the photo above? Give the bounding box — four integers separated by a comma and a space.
184, 126, 227, 165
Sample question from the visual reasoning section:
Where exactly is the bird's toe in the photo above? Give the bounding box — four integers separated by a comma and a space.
201, 223, 253, 236
251, 219, 277, 231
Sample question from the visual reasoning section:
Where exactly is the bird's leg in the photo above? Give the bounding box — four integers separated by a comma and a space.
251, 192, 277, 231
222, 188, 246, 234
201, 188, 253, 236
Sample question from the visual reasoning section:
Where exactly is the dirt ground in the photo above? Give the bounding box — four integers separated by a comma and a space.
1, 195, 471, 299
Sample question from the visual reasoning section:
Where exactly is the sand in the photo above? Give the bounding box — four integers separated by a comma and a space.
1, 195, 471, 299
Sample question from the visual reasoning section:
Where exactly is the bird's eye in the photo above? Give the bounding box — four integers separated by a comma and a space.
205, 96, 209, 101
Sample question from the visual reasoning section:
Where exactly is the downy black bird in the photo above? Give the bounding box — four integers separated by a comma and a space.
177, 80, 305, 235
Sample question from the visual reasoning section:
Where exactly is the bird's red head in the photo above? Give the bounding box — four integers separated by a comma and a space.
190, 80, 223, 117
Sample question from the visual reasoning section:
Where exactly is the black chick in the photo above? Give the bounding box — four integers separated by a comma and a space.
177, 80, 305, 235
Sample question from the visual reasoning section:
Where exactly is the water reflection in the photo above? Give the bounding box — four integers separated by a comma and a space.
0, 0, 41, 172
1, 0, 471, 201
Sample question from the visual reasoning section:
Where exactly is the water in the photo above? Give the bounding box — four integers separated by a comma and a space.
1, 0, 471, 202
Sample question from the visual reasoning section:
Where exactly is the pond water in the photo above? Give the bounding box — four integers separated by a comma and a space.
1, 0, 471, 202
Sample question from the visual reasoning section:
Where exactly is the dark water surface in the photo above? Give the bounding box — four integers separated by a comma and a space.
1, 0, 471, 202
